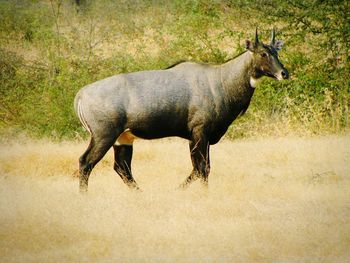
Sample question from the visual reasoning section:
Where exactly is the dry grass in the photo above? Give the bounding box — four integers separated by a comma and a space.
0, 135, 350, 262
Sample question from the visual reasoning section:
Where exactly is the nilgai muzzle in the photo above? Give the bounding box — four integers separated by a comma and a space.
74, 28, 289, 191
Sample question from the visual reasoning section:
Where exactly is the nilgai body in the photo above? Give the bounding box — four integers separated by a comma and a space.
74, 29, 289, 191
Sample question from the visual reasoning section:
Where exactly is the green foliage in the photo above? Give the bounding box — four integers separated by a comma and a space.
0, 0, 349, 139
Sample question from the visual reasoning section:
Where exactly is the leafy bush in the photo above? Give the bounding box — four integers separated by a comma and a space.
0, 0, 349, 139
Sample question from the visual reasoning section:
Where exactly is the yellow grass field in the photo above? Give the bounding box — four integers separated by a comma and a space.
0, 135, 350, 262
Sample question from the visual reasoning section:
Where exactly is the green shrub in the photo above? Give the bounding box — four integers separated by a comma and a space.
0, 0, 348, 139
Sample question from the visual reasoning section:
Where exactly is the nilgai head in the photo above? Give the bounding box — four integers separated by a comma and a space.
246, 28, 289, 81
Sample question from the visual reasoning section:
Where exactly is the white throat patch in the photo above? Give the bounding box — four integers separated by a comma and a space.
250, 77, 260, 88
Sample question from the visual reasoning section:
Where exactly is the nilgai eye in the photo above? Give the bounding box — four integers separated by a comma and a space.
261, 53, 268, 58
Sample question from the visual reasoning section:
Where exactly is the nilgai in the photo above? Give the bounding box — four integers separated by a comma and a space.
74, 28, 289, 191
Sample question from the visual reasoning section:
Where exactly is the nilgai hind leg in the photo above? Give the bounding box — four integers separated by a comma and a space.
79, 134, 118, 192
113, 144, 139, 190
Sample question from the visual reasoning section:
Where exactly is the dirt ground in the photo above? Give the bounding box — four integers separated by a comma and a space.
0, 135, 349, 262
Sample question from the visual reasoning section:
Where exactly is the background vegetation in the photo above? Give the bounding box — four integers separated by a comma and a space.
0, 0, 349, 139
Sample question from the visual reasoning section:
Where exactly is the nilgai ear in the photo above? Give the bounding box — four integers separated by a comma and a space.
246, 29, 260, 51
270, 27, 284, 51
274, 40, 284, 51
245, 40, 254, 51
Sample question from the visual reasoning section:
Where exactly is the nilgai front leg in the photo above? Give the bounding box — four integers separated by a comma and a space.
179, 132, 210, 189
